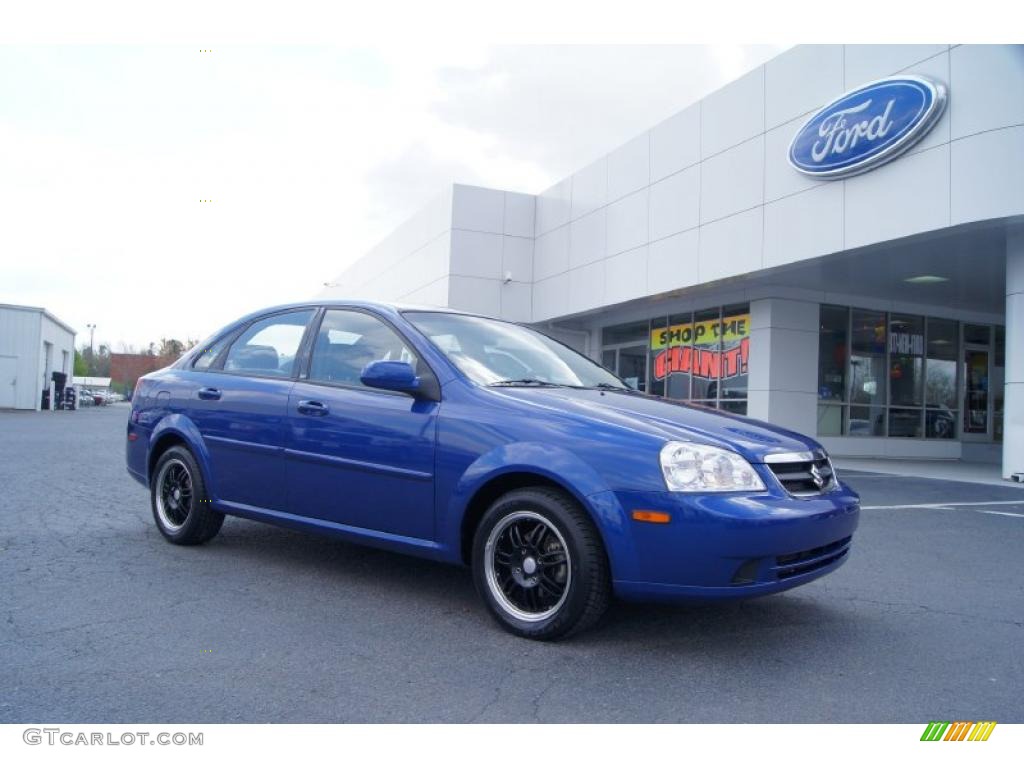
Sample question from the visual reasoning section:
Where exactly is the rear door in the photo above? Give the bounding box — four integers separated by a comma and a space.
187, 308, 316, 512
285, 308, 439, 540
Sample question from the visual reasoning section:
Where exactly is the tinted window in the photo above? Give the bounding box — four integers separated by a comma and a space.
309, 310, 418, 388
222, 309, 314, 378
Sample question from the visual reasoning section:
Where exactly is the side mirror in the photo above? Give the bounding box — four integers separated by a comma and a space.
360, 360, 421, 395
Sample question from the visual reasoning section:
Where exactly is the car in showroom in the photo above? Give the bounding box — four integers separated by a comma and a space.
126, 301, 860, 640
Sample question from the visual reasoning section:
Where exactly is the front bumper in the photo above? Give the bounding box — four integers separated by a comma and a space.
588, 482, 860, 602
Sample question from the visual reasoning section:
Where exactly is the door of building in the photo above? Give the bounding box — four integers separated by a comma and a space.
0, 356, 17, 409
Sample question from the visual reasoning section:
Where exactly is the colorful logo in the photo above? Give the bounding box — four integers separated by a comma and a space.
789, 76, 946, 179
920, 721, 997, 741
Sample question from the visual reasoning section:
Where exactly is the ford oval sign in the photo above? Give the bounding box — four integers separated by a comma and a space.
788, 76, 946, 179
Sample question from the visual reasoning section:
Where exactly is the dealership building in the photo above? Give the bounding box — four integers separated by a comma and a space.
323, 45, 1024, 479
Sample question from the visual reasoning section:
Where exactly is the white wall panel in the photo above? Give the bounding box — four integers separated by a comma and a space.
700, 136, 764, 224
844, 144, 950, 249
604, 246, 648, 306
607, 133, 650, 202
569, 208, 606, 269
843, 44, 948, 88
503, 191, 535, 238
532, 272, 570, 322
606, 188, 648, 257
647, 229, 699, 295
764, 183, 844, 268
648, 165, 699, 242
535, 177, 572, 236
571, 157, 607, 220
650, 103, 700, 182
533, 225, 570, 282
952, 126, 1024, 225
765, 45, 844, 129
698, 207, 764, 284
568, 261, 605, 315
950, 45, 1024, 140
450, 229, 503, 280
448, 276, 501, 316
451, 184, 504, 233
502, 235, 534, 284
763, 113, 824, 203
701, 66, 764, 158
500, 282, 532, 322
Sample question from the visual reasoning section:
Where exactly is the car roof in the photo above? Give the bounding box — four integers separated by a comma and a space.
233, 299, 497, 325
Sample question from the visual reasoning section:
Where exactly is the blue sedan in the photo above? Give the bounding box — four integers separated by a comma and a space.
126, 301, 859, 640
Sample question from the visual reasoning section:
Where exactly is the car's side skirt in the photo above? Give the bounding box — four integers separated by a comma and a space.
214, 499, 456, 563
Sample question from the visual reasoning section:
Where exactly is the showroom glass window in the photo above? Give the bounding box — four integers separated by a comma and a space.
925, 318, 959, 439
817, 305, 848, 436
815, 305, 996, 440
888, 314, 925, 437
600, 320, 649, 392
849, 308, 887, 437
605, 304, 749, 414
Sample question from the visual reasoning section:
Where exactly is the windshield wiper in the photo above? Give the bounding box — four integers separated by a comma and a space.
589, 382, 632, 391
489, 378, 564, 387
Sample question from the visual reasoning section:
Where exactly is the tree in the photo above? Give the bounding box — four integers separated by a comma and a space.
157, 338, 186, 359
73, 350, 88, 377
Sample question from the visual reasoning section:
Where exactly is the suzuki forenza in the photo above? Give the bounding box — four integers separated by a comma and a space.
126, 301, 860, 639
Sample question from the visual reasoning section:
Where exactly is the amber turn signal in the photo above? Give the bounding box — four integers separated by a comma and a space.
631, 510, 671, 524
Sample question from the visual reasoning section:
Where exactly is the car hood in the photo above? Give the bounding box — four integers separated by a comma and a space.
490, 387, 822, 463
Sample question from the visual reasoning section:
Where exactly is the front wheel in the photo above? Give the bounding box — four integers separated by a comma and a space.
472, 487, 611, 640
151, 446, 224, 545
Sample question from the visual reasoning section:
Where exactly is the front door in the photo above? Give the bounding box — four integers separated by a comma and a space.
286, 308, 438, 541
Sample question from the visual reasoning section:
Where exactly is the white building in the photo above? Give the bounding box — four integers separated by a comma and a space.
323, 44, 1024, 480
0, 303, 77, 410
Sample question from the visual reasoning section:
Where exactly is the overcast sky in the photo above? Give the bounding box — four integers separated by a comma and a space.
0, 45, 782, 351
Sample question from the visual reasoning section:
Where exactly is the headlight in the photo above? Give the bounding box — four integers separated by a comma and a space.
659, 441, 766, 492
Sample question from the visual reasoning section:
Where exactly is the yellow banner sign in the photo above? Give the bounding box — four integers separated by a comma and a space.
650, 313, 750, 350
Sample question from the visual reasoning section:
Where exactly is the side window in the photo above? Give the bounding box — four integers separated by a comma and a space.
222, 309, 315, 378
192, 336, 230, 370
309, 310, 418, 388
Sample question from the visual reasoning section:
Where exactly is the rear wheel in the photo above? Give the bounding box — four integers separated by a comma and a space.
151, 446, 224, 545
472, 487, 611, 640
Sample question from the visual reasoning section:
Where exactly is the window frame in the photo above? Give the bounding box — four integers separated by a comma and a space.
191, 306, 319, 381
302, 307, 441, 401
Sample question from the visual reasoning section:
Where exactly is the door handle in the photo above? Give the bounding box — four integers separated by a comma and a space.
297, 399, 329, 416
197, 387, 222, 401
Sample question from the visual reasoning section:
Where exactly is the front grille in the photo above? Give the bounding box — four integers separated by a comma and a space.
773, 536, 852, 580
765, 451, 836, 497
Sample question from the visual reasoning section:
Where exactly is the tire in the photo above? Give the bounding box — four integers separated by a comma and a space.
472, 487, 611, 640
150, 445, 224, 545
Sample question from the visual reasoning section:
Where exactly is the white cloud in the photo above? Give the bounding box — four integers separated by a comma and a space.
0, 44, 781, 349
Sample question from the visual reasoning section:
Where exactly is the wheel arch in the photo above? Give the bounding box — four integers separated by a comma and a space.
146, 414, 214, 491
448, 443, 627, 569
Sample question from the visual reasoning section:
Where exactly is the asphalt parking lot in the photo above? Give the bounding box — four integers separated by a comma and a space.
1, 405, 1022, 723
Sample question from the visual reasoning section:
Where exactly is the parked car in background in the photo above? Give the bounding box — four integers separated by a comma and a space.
126, 301, 860, 640
77, 388, 94, 406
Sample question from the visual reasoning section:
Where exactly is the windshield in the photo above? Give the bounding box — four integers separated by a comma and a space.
404, 312, 630, 389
